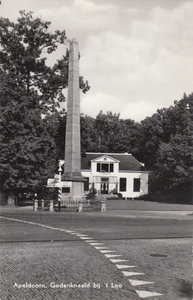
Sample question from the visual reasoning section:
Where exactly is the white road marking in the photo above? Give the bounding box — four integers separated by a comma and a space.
53, 228, 66, 231
86, 241, 98, 243
110, 259, 129, 263
129, 280, 155, 287
94, 247, 108, 250
80, 237, 93, 240
135, 290, 163, 298
122, 271, 144, 277
75, 234, 88, 237
104, 254, 122, 258
116, 265, 136, 269
89, 243, 104, 246
99, 250, 116, 253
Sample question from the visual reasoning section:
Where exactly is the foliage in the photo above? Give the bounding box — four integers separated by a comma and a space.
94, 111, 138, 153
152, 134, 192, 191
55, 111, 139, 156
0, 11, 68, 111
136, 93, 193, 170
80, 114, 96, 153
86, 187, 97, 200
0, 88, 58, 192
151, 94, 193, 192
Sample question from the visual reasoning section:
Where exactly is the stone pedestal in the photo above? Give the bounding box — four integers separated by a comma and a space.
33, 199, 38, 211
7, 196, 15, 206
49, 200, 54, 212
71, 181, 84, 198
101, 200, 106, 212
78, 200, 84, 212
41, 199, 45, 210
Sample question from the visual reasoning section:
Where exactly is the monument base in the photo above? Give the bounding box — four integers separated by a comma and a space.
61, 181, 85, 202
61, 173, 86, 182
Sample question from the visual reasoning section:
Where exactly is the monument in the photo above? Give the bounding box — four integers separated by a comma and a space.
61, 39, 85, 201
46, 39, 107, 212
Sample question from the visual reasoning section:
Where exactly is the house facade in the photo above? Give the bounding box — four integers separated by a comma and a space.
80, 152, 148, 199
47, 152, 149, 199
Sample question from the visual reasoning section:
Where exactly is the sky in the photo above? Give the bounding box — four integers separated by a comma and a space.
0, 0, 193, 121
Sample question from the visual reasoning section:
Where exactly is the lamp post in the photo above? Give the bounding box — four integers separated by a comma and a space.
186, 103, 190, 111
58, 160, 63, 182
58, 160, 63, 212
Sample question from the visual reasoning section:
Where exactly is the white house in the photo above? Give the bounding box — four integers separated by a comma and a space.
80, 152, 148, 198
48, 152, 149, 199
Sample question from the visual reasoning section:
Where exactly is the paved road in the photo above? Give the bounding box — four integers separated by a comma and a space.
0, 207, 192, 300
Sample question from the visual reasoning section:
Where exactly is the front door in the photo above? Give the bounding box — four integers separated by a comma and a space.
101, 178, 109, 194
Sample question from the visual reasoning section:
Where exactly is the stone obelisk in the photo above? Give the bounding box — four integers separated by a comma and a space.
61, 39, 85, 200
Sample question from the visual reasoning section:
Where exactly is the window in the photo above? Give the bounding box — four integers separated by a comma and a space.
120, 178, 127, 192
102, 163, 109, 172
97, 163, 114, 173
62, 187, 70, 193
110, 163, 114, 172
133, 178, 140, 192
84, 177, 89, 191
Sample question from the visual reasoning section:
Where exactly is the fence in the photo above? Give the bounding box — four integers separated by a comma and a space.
33, 199, 106, 213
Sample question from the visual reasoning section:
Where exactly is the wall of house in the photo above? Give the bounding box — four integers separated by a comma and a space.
117, 171, 148, 198
81, 170, 149, 198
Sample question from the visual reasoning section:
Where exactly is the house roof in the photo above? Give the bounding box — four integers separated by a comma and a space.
81, 152, 146, 171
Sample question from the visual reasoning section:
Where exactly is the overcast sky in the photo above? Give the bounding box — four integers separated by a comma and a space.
1, 0, 192, 121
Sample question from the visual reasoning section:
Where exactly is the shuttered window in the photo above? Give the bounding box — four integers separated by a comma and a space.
96, 163, 114, 172
84, 177, 89, 191
120, 178, 127, 192
110, 163, 114, 172
133, 178, 140, 192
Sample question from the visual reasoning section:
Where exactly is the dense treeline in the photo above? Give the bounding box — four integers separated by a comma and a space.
0, 11, 192, 203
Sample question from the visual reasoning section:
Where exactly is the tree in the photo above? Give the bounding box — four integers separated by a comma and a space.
135, 93, 193, 169
80, 114, 97, 153
151, 94, 193, 193
0, 11, 89, 200
135, 112, 164, 169
0, 11, 66, 109
119, 118, 140, 154
133, 93, 193, 199
94, 111, 138, 153
152, 134, 192, 189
